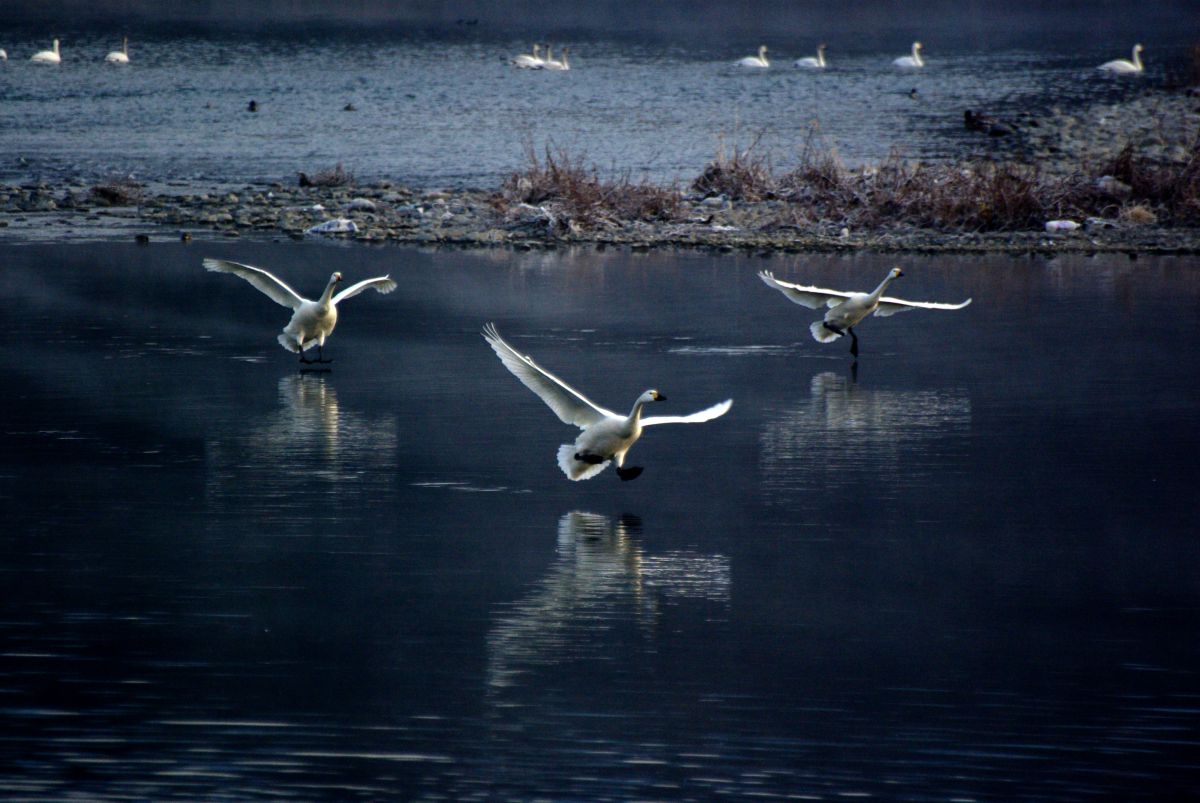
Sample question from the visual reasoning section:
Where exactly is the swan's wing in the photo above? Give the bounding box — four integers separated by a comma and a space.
482, 323, 615, 428
203, 258, 305, 309
643, 399, 733, 427
333, 276, 398, 304
873, 296, 973, 317
758, 271, 853, 310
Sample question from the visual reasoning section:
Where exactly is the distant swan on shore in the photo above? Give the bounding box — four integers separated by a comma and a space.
544, 45, 570, 70
893, 41, 923, 69
0, 49, 7, 61
31, 39, 61, 63
105, 37, 129, 63
1098, 44, 1144, 74
511, 43, 544, 69
794, 43, 826, 69
737, 45, 769, 68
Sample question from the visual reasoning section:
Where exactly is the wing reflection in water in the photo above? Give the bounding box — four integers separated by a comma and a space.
205, 375, 398, 511
486, 511, 730, 694
760, 371, 971, 498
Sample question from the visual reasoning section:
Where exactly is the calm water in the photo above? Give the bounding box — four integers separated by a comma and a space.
2, 241, 1198, 799
0, 29, 1194, 189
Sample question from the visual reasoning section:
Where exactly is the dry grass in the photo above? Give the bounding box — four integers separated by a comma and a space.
692, 134, 778, 201
90, 178, 143, 205
1100, 138, 1200, 224
497, 143, 682, 231
299, 163, 354, 188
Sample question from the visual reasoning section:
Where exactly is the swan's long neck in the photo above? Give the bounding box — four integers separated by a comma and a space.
545, 45, 554, 63
559, 48, 569, 68
319, 278, 339, 307
627, 398, 649, 425
53, 39, 60, 56
1132, 46, 1142, 70
869, 273, 899, 302
912, 43, 922, 66
122, 37, 128, 55
759, 45, 768, 64
533, 44, 540, 58
817, 47, 825, 67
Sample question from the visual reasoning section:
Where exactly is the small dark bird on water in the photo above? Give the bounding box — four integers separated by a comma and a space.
343, 102, 356, 111
247, 99, 258, 112
964, 109, 1014, 137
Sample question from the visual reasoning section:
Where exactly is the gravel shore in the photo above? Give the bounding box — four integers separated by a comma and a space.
3, 89, 1198, 254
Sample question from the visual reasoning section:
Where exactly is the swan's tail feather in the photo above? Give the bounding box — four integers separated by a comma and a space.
557, 444, 610, 481
277, 333, 300, 352
810, 320, 841, 343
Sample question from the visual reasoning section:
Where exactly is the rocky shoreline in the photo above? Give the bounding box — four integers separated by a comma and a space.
3, 89, 1198, 255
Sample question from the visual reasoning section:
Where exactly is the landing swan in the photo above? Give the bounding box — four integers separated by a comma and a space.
105, 37, 129, 63
759, 268, 971, 358
30, 39, 61, 64
203, 258, 397, 364
794, 44, 826, 69
482, 323, 733, 481
511, 43, 544, 69
893, 41, 923, 69
544, 45, 570, 70
737, 45, 769, 68
1098, 44, 1144, 74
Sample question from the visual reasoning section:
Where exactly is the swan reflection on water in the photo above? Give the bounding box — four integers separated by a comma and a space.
486, 511, 730, 693
205, 374, 398, 505
760, 371, 971, 496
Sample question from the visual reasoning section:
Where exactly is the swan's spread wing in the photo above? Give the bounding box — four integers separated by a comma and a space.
482, 323, 615, 428
333, 276, 398, 304
873, 296, 972, 317
203, 258, 305, 309
643, 399, 733, 427
758, 271, 853, 310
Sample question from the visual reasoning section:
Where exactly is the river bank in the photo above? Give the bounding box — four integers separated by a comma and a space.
3, 89, 1198, 254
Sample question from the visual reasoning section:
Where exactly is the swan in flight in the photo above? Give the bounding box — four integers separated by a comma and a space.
31, 39, 61, 63
794, 44, 826, 69
482, 323, 733, 481
736, 45, 769, 68
544, 45, 570, 70
758, 268, 971, 358
1098, 44, 1144, 74
203, 258, 397, 364
511, 43, 544, 69
892, 41, 923, 69
105, 37, 129, 63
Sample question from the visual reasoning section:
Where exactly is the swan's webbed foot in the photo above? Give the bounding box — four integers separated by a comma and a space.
848, 328, 859, 357
575, 452, 606, 465
616, 466, 644, 482
823, 322, 844, 338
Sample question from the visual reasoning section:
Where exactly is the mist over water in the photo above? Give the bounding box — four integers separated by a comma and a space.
1, 242, 1198, 798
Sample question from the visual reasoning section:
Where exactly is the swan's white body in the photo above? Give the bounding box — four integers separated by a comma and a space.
31, 39, 61, 63
1, 49, 8, 61
893, 41, 923, 69
737, 45, 769, 68
794, 44, 826, 69
512, 43, 544, 69
203, 258, 397, 361
759, 268, 971, 354
1098, 44, 1144, 74
544, 46, 570, 70
482, 323, 732, 481
105, 37, 129, 63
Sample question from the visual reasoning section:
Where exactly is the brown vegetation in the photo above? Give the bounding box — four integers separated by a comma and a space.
90, 178, 143, 205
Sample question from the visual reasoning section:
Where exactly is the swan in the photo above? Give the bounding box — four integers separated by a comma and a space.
1098, 44, 1144, 74
511, 43, 544, 69
794, 44, 826, 69
203, 258, 397, 364
30, 39, 61, 64
758, 268, 971, 358
1, 49, 7, 61
482, 323, 733, 481
892, 41, 923, 69
105, 37, 129, 63
736, 45, 769, 68
544, 45, 570, 71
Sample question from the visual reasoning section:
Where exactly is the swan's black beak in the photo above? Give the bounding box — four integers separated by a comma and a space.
655, 393, 668, 402
897, 270, 905, 277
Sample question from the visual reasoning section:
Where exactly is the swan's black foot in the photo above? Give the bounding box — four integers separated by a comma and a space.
616, 466, 644, 482
848, 329, 859, 357
575, 452, 606, 465
823, 322, 844, 337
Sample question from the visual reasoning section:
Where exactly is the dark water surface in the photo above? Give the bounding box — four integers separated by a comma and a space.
2, 242, 1199, 799
0, 29, 1195, 189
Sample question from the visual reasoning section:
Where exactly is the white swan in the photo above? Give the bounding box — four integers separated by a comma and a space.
892, 41, 923, 69
482, 323, 733, 481
1098, 44, 1144, 74
758, 268, 971, 358
511, 43, 544, 69
736, 45, 769, 68
544, 45, 570, 71
203, 258, 397, 364
1, 49, 8, 61
105, 37, 129, 63
30, 39, 61, 64
794, 44, 826, 69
